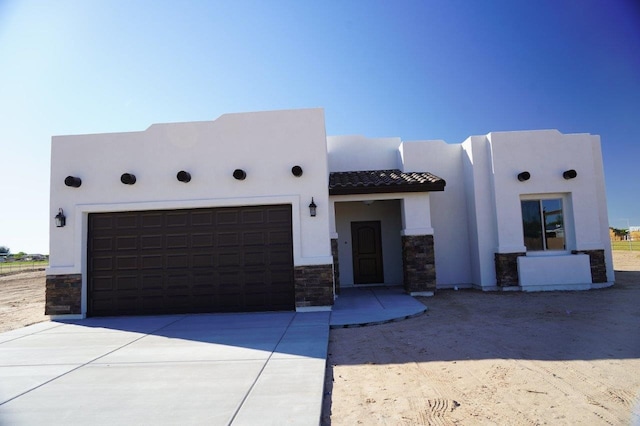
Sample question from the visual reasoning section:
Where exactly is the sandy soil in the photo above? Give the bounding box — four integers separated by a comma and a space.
323, 251, 640, 425
1, 254, 639, 424
0, 270, 49, 333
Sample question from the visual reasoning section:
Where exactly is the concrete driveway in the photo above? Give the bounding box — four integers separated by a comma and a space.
0, 312, 330, 426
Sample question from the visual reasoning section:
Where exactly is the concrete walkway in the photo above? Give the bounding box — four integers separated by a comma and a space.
0, 287, 425, 425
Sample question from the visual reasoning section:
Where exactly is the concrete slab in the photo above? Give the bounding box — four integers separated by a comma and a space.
0, 322, 63, 344
330, 286, 427, 328
0, 361, 266, 426
233, 358, 327, 426
0, 364, 78, 404
0, 290, 423, 425
0, 332, 143, 366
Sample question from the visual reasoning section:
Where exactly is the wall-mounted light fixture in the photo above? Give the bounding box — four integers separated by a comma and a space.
309, 197, 317, 217
64, 176, 82, 188
517, 171, 531, 182
563, 169, 577, 179
177, 171, 191, 183
291, 165, 303, 177
121, 173, 136, 185
55, 208, 66, 228
233, 169, 246, 180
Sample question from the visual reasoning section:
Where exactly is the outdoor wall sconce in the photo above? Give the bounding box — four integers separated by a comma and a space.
563, 169, 577, 179
291, 165, 303, 177
120, 173, 136, 185
64, 176, 82, 188
233, 169, 246, 180
54, 208, 66, 228
309, 198, 317, 217
177, 171, 191, 183
517, 171, 531, 182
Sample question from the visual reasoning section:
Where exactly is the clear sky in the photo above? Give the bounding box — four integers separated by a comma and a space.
1, 0, 639, 254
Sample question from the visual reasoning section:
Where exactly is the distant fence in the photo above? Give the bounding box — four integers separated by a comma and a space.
611, 240, 640, 251
0, 261, 49, 275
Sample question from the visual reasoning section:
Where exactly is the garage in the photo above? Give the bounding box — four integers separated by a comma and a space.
87, 204, 294, 316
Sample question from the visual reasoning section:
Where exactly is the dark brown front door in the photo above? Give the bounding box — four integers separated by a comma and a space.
351, 221, 384, 284
87, 204, 294, 316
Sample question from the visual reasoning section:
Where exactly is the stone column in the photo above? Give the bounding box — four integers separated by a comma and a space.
294, 264, 334, 308
331, 238, 340, 294
46, 274, 82, 315
401, 234, 436, 296
494, 253, 525, 286
572, 249, 607, 283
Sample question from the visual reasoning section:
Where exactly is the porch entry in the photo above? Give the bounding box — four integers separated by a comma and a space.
351, 221, 384, 284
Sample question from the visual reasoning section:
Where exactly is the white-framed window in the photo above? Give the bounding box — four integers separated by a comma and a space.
520, 197, 565, 251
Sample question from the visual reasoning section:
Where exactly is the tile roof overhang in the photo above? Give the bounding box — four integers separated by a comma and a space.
329, 169, 446, 195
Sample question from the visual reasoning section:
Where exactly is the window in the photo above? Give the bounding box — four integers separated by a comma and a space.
521, 198, 565, 251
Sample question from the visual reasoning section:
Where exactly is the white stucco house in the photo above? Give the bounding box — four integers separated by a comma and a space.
47, 108, 614, 317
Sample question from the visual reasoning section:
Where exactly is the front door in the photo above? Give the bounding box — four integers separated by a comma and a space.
351, 221, 384, 284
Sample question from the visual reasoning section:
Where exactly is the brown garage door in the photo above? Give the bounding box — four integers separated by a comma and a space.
88, 205, 294, 316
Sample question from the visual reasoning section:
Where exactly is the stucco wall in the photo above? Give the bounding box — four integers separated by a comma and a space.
400, 140, 473, 287
327, 135, 401, 172
49, 108, 332, 276
462, 130, 613, 288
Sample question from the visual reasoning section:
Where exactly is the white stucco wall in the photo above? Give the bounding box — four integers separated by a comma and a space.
327, 135, 401, 172
49, 108, 333, 276
461, 136, 500, 287
400, 140, 473, 287
462, 130, 613, 288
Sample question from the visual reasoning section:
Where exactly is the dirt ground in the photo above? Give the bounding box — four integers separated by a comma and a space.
323, 251, 640, 425
1, 254, 639, 425
0, 270, 48, 334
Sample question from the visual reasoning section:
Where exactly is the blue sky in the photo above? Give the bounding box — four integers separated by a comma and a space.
1, 0, 639, 254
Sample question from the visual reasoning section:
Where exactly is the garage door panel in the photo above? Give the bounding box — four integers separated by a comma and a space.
191, 211, 214, 226
116, 275, 138, 291
217, 232, 239, 247
116, 236, 137, 250
270, 249, 294, 265
167, 234, 189, 248
245, 251, 266, 266
267, 208, 291, 223
191, 233, 214, 248
116, 215, 137, 229
167, 254, 189, 269
141, 213, 163, 228
216, 210, 239, 225
218, 252, 241, 267
242, 210, 265, 224
92, 256, 113, 271
92, 237, 113, 251
92, 276, 114, 291
88, 205, 294, 316
141, 255, 163, 269
140, 235, 163, 249
192, 254, 214, 268
166, 212, 189, 227
141, 275, 163, 290
243, 231, 265, 245
116, 256, 137, 270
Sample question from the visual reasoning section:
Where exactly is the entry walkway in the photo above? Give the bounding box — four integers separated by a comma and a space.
0, 288, 425, 425
330, 286, 428, 328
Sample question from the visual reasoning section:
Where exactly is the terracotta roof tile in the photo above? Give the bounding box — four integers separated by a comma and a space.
329, 169, 446, 195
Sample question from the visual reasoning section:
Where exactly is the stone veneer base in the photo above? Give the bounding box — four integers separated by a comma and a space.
572, 249, 607, 283
294, 264, 334, 308
46, 274, 82, 315
495, 252, 525, 287
402, 235, 436, 294
331, 238, 340, 294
